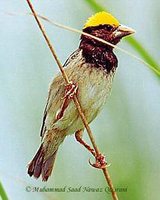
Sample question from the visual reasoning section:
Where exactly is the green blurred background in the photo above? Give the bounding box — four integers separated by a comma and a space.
0, 0, 160, 200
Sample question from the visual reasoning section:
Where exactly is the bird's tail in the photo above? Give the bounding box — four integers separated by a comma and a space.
27, 144, 58, 181
27, 130, 65, 181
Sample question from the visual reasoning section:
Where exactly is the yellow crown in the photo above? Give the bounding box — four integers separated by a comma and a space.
84, 11, 120, 29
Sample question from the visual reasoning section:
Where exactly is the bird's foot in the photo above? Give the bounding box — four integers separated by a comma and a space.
56, 81, 78, 121
75, 130, 107, 169
89, 153, 107, 169
63, 81, 78, 100
75, 130, 96, 157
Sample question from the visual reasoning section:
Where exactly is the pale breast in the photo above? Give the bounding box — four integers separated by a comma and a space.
53, 61, 115, 135
42, 49, 116, 137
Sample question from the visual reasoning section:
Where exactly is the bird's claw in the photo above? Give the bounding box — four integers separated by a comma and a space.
89, 153, 107, 169
62, 81, 78, 100
56, 81, 78, 121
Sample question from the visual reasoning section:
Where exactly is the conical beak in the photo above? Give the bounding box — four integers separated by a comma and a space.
112, 25, 135, 39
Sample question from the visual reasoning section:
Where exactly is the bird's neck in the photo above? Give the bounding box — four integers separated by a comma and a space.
79, 39, 118, 73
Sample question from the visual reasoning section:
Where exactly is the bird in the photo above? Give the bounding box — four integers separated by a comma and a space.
27, 11, 135, 181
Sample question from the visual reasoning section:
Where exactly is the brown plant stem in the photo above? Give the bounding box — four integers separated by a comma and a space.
26, 1, 118, 199
6, 12, 160, 75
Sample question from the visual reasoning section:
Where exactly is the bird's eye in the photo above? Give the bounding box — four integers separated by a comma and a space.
105, 25, 113, 31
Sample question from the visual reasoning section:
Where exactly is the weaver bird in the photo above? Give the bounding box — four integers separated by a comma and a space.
28, 11, 135, 181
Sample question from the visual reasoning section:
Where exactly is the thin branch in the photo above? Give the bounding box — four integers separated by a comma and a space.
5, 11, 160, 76
35, 14, 160, 76
26, 0, 118, 199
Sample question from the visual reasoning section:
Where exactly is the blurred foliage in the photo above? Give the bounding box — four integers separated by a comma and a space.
0, 181, 8, 200
1, 1, 160, 200
84, 0, 160, 77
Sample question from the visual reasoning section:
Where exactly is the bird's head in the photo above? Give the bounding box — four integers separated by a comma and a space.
81, 11, 135, 48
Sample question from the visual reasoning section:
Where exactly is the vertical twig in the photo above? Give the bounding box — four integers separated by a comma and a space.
26, 1, 118, 199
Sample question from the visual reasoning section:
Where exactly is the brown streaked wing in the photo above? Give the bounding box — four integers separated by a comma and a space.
40, 74, 65, 138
